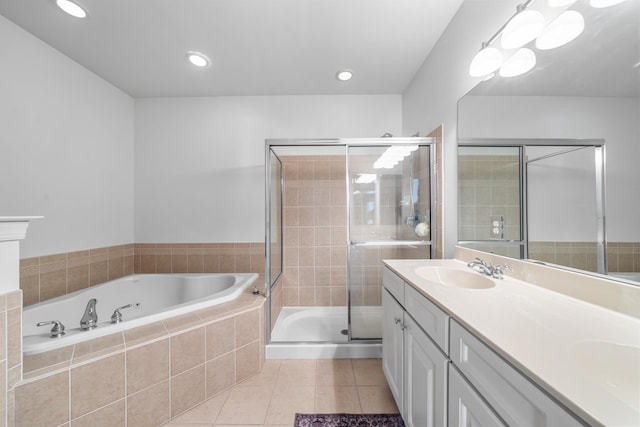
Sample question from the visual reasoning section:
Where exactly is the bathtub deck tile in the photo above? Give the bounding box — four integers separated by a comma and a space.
123, 321, 168, 348
23, 345, 74, 379
162, 313, 203, 334
72, 332, 125, 364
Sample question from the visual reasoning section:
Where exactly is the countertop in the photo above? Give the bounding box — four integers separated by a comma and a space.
383, 258, 640, 427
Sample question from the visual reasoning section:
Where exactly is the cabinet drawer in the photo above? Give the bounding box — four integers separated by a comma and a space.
404, 284, 449, 354
383, 267, 405, 305
449, 365, 506, 427
450, 320, 584, 427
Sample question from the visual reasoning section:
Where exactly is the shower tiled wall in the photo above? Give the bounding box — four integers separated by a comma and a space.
20, 243, 265, 307
458, 153, 521, 242
281, 155, 348, 307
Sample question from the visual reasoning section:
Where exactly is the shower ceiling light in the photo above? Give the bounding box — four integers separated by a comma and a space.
501, 9, 545, 49
336, 70, 353, 81
55, 0, 87, 18
499, 48, 536, 77
536, 10, 584, 50
469, 45, 503, 77
355, 174, 377, 184
186, 51, 211, 68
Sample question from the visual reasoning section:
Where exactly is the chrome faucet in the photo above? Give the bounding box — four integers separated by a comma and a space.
110, 302, 141, 323
467, 257, 509, 279
80, 298, 98, 330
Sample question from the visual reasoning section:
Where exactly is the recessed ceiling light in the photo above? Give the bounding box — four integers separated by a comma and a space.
55, 0, 87, 18
186, 51, 211, 68
336, 70, 353, 81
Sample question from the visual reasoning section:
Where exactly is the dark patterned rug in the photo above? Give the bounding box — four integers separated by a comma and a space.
293, 413, 405, 427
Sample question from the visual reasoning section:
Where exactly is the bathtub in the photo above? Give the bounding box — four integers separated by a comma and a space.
23, 272, 258, 355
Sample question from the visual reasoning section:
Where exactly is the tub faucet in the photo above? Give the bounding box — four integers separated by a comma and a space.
80, 298, 98, 330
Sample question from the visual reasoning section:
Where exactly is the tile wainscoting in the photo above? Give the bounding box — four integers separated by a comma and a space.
15, 290, 265, 426
20, 243, 265, 307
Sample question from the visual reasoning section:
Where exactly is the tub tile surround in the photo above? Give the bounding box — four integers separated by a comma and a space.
14, 289, 266, 426
0, 291, 23, 427
19, 242, 265, 307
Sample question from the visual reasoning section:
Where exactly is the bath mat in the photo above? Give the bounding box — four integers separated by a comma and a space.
293, 413, 404, 427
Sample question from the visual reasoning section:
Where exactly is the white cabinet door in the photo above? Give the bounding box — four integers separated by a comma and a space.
449, 365, 506, 427
403, 314, 448, 427
382, 289, 404, 409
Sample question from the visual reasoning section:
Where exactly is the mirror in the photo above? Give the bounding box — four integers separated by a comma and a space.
457, 0, 640, 284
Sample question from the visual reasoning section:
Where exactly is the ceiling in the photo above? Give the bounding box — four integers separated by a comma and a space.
468, 0, 640, 97
0, 0, 464, 98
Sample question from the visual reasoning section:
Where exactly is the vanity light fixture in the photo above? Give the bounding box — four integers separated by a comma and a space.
186, 51, 211, 68
547, 0, 578, 7
535, 10, 584, 50
499, 48, 536, 77
55, 0, 87, 18
336, 70, 353, 81
469, 43, 503, 77
501, 7, 546, 49
589, 0, 627, 7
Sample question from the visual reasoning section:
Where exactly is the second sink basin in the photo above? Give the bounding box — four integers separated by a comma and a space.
415, 266, 496, 289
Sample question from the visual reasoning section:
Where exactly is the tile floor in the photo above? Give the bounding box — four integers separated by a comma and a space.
163, 358, 399, 427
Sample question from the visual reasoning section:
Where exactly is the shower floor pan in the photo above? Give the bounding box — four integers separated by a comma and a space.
267, 306, 382, 359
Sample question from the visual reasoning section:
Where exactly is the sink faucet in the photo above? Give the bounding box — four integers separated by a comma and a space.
467, 257, 509, 279
80, 298, 98, 330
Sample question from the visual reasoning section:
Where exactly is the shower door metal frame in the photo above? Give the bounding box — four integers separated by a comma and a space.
457, 138, 607, 274
265, 137, 436, 345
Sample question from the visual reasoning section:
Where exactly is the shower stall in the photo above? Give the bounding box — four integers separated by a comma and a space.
457, 139, 607, 273
265, 138, 435, 358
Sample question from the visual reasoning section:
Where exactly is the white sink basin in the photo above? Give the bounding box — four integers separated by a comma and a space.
570, 340, 640, 410
415, 266, 496, 289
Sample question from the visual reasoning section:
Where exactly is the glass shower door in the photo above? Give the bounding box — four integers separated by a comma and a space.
347, 144, 432, 340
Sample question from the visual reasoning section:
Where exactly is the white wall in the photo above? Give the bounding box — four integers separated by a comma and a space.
0, 16, 135, 259
134, 95, 402, 243
402, 0, 520, 257
458, 95, 640, 241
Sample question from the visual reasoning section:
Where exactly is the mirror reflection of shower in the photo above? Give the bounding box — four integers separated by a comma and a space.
265, 138, 435, 355
457, 140, 606, 274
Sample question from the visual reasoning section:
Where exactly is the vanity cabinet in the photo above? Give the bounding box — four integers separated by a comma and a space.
382, 267, 448, 427
450, 320, 584, 427
383, 265, 586, 427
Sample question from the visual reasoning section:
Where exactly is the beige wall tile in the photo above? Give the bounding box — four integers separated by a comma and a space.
123, 322, 168, 348
6, 308, 21, 369
23, 345, 73, 378
71, 354, 125, 419
171, 365, 206, 418
71, 399, 125, 427
170, 327, 205, 375
128, 380, 171, 427
235, 341, 260, 383
205, 353, 235, 398
206, 317, 234, 360
235, 309, 259, 348
127, 339, 170, 395
72, 332, 125, 364
15, 372, 69, 426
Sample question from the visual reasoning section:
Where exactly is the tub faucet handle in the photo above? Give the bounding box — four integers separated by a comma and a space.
80, 298, 98, 330
110, 302, 141, 324
37, 320, 66, 338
